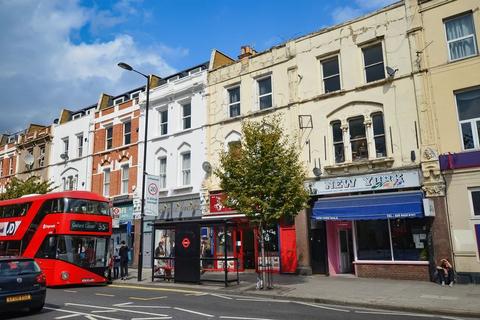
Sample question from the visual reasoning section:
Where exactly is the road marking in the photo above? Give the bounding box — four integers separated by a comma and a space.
209, 293, 233, 300
186, 292, 209, 296
109, 284, 201, 294
295, 302, 350, 313
113, 302, 133, 307
129, 296, 167, 301
95, 293, 115, 297
354, 310, 435, 317
235, 298, 290, 303
131, 317, 172, 320
174, 307, 214, 317
65, 303, 171, 318
219, 317, 277, 320
44, 307, 121, 320
63, 290, 77, 293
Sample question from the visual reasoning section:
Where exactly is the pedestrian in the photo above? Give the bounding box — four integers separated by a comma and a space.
437, 258, 455, 287
119, 240, 129, 280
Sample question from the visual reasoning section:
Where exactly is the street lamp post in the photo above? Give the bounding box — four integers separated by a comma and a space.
118, 62, 150, 282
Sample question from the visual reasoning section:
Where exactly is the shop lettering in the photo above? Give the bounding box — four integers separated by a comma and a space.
364, 173, 405, 189
325, 179, 356, 190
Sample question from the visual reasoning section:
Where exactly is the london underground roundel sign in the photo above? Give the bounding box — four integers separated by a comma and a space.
182, 237, 191, 249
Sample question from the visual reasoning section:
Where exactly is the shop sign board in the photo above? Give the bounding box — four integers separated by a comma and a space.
208, 193, 236, 215
306, 169, 421, 195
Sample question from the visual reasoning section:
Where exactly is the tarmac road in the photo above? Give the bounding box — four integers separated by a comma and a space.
1, 284, 478, 320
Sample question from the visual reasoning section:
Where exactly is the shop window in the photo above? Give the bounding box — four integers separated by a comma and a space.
215, 227, 234, 256
444, 13, 478, 61
332, 121, 344, 163
356, 218, 429, 261
356, 220, 391, 260
456, 88, 480, 150
390, 219, 429, 261
349, 117, 368, 161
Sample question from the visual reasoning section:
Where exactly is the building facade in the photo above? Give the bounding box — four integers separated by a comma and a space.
0, 134, 20, 193
91, 87, 145, 265
49, 106, 96, 192
414, 0, 480, 283
205, 1, 451, 280
140, 63, 209, 268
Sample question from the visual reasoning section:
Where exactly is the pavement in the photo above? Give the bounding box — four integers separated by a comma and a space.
114, 268, 480, 319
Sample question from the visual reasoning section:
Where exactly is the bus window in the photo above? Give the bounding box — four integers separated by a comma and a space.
36, 236, 58, 259
65, 199, 109, 215
54, 236, 108, 268
38, 199, 65, 215
0, 240, 21, 256
0, 203, 31, 218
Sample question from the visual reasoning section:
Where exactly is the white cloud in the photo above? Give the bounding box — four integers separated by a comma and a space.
354, 0, 398, 10
330, 0, 398, 25
0, 0, 179, 133
331, 6, 363, 24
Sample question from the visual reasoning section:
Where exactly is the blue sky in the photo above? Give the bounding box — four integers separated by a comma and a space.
0, 0, 397, 133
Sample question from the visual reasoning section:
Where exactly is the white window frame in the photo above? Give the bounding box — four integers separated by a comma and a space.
105, 126, 113, 150
130, 91, 141, 100
123, 120, 132, 145
181, 151, 191, 186
158, 157, 167, 189
444, 13, 478, 62
72, 114, 82, 120
455, 88, 480, 151
8, 156, 14, 175
320, 55, 341, 93
121, 164, 129, 194
113, 97, 125, 105
362, 42, 385, 83
469, 188, 480, 220
227, 85, 241, 118
103, 169, 111, 197
257, 75, 273, 110
182, 103, 192, 130
77, 134, 83, 158
159, 108, 168, 135
62, 137, 69, 159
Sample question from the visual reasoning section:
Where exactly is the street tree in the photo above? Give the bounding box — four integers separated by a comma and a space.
215, 115, 309, 288
0, 176, 55, 200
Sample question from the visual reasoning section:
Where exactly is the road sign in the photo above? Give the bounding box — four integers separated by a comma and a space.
145, 174, 160, 216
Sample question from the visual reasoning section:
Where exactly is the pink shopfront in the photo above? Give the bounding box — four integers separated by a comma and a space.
307, 169, 436, 280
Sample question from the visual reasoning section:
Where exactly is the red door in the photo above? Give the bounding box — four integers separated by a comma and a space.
280, 225, 297, 273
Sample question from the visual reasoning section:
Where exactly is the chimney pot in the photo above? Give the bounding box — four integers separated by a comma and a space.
238, 45, 256, 60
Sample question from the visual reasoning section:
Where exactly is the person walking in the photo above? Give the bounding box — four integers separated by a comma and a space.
119, 241, 129, 280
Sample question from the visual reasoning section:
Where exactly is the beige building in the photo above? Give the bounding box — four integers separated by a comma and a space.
413, 0, 480, 283
205, 1, 449, 280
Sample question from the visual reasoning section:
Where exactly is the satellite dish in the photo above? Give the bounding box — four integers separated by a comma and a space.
313, 167, 322, 177
60, 153, 69, 161
386, 66, 398, 77
24, 153, 34, 166
202, 161, 212, 173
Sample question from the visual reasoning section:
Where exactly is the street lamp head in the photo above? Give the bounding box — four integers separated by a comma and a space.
117, 62, 133, 71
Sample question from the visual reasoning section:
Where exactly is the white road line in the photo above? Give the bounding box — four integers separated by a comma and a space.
63, 290, 77, 293
131, 317, 172, 320
295, 301, 350, 313
209, 293, 233, 300
236, 298, 290, 303
129, 296, 167, 300
110, 284, 201, 294
219, 316, 277, 320
354, 310, 435, 317
186, 292, 209, 296
95, 293, 115, 297
113, 302, 133, 307
174, 307, 214, 317
44, 307, 121, 320
64, 303, 170, 317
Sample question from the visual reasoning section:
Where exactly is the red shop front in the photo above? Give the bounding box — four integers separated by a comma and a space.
204, 192, 298, 273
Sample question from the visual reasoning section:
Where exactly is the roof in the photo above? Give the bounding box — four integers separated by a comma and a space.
0, 191, 109, 206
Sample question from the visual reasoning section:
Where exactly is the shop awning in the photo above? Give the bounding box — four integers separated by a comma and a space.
312, 191, 424, 221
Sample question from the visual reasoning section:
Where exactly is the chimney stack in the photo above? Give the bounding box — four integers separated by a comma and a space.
238, 45, 256, 60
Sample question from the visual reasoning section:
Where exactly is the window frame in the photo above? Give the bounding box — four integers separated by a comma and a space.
123, 120, 132, 145
62, 137, 69, 158
8, 156, 14, 175
257, 75, 273, 110
105, 126, 113, 150
444, 12, 478, 62
158, 157, 167, 189
76, 134, 83, 158
372, 113, 387, 158
38, 144, 46, 167
362, 42, 386, 83
182, 103, 192, 130
455, 87, 480, 150
180, 151, 191, 186
348, 116, 369, 162
320, 55, 341, 93
331, 120, 345, 164
103, 169, 110, 197
0, 159, 3, 177
121, 164, 129, 194
227, 85, 241, 118
469, 187, 480, 219
159, 108, 168, 136
113, 97, 125, 105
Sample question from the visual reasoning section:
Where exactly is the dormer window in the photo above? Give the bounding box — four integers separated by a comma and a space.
72, 114, 82, 120
168, 75, 180, 83
113, 97, 125, 105
189, 67, 202, 75
130, 91, 141, 100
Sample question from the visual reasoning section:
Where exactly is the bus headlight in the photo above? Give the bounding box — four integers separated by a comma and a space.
61, 271, 70, 280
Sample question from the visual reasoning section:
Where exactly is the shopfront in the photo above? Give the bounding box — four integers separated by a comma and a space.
308, 169, 434, 281
205, 192, 297, 273
111, 200, 134, 265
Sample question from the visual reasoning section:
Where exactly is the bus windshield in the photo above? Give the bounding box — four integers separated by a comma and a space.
38, 198, 110, 215
36, 235, 108, 268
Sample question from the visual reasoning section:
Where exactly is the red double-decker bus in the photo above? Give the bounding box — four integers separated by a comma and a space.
0, 191, 112, 286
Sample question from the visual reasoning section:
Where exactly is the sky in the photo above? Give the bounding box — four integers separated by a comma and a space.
0, 0, 397, 134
